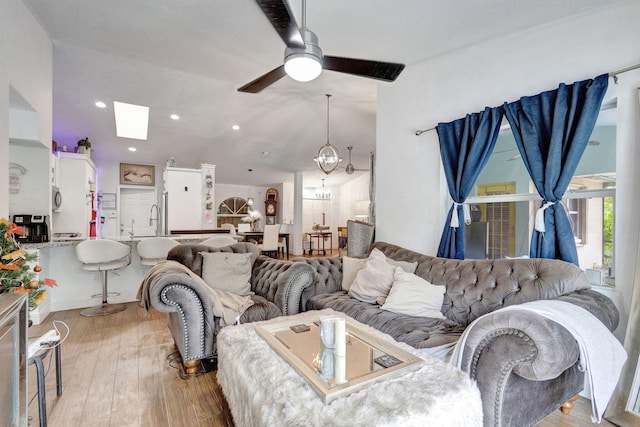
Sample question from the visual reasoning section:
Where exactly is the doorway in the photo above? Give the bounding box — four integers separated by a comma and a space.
118, 186, 157, 237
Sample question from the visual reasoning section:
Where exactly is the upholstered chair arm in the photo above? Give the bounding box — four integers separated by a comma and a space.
251, 256, 316, 315
459, 310, 580, 381
146, 275, 217, 363
458, 310, 584, 426
291, 257, 344, 310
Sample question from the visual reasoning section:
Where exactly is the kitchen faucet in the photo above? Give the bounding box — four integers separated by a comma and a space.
149, 204, 159, 236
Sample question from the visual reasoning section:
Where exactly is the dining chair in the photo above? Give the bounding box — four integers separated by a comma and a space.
220, 223, 236, 236
258, 224, 281, 258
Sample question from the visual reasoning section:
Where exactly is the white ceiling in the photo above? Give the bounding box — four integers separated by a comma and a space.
22, 0, 626, 187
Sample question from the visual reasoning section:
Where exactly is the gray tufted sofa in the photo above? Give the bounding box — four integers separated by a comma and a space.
140, 242, 315, 375
298, 241, 619, 427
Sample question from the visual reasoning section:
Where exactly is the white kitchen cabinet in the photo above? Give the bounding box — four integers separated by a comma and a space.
52, 152, 96, 238
163, 164, 215, 233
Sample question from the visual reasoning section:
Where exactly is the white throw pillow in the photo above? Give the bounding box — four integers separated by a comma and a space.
200, 252, 252, 295
348, 248, 396, 305
341, 256, 367, 291
381, 267, 446, 319
386, 257, 418, 274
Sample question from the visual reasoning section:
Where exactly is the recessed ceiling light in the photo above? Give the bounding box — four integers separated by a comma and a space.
170, 114, 180, 120
114, 101, 149, 140
262, 151, 270, 156
128, 147, 137, 152
232, 124, 240, 130
95, 101, 106, 108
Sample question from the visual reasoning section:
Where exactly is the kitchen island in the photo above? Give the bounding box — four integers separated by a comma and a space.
29, 234, 226, 315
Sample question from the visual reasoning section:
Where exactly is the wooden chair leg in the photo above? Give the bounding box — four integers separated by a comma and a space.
560, 394, 579, 414
183, 359, 201, 376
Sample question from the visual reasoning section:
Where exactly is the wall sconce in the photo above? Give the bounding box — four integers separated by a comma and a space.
247, 197, 254, 207
354, 200, 370, 220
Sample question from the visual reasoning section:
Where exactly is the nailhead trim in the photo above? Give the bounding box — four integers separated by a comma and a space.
283, 270, 313, 315
161, 284, 205, 361
468, 328, 538, 426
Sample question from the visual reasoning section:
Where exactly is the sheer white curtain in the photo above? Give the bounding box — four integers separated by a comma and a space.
605, 75, 640, 424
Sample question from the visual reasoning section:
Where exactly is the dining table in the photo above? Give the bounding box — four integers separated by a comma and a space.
238, 232, 290, 259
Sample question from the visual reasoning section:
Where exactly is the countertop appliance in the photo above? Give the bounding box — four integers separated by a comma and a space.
12, 214, 49, 243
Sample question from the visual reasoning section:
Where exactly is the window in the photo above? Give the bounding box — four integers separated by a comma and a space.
566, 197, 586, 245
465, 110, 616, 277
217, 197, 250, 227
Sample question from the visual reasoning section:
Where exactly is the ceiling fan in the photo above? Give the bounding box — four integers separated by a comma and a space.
344, 146, 369, 174
238, 0, 405, 93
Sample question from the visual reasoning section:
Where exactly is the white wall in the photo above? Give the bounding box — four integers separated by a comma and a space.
0, 0, 52, 218
338, 172, 370, 224
376, 1, 640, 336
8, 144, 50, 215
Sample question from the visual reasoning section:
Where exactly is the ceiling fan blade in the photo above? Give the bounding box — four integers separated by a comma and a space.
323, 56, 405, 82
254, 0, 305, 49
237, 65, 287, 93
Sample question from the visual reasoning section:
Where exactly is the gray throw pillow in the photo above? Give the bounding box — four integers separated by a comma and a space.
200, 251, 252, 295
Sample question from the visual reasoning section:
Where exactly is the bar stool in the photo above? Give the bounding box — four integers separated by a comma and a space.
137, 236, 179, 266
75, 239, 131, 316
201, 235, 237, 248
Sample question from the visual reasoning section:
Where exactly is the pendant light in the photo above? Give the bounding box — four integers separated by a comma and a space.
316, 94, 340, 174
345, 146, 355, 174
315, 179, 331, 199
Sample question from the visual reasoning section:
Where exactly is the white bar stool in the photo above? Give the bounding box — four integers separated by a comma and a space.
137, 236, 179, 266
75, 239, 131, 316
201, 235, 237, 248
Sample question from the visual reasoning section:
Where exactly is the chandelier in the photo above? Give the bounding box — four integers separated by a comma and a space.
316, 179, 331, 199
316, 94, 340, 174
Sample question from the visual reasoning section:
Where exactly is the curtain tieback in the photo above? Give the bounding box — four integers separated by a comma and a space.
534, 201, 556, 232
450, 202, 471, 228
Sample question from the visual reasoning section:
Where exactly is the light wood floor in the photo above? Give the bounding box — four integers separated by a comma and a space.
28, 302, 613, 427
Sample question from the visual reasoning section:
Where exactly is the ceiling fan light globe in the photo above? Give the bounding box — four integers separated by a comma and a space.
284, 54, 322, 82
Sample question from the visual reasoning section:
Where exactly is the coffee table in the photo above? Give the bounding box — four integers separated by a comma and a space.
254, 311, 424, 403
217, 310, 482, 427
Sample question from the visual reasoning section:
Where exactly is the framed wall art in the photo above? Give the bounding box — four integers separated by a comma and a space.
120, 163, 155, 186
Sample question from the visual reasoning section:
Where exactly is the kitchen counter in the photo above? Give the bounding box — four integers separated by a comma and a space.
29, 233, 234, 314
22, 233, 226, 250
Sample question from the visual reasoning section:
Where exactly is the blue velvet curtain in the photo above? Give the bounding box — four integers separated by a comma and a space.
436, 106, 503, 259
504, 73, 609, 265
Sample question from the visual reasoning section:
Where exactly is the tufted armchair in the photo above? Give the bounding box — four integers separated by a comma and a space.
299, 241, 620, 427
139, 242, 315, 374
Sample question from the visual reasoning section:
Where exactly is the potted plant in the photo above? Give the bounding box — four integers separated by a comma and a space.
77, 137, 91, 155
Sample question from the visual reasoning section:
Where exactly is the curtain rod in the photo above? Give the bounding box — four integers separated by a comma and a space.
610, 63, 640, 83
415, 63, 640, 136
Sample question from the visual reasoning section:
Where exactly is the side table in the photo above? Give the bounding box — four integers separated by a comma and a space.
28, 338, 62, 427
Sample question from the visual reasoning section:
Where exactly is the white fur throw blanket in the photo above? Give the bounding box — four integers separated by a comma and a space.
217, 309, 482, 427
451, 300, 627, 423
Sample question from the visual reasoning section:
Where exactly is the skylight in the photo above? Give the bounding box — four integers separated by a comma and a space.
113, 101, 149, 140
